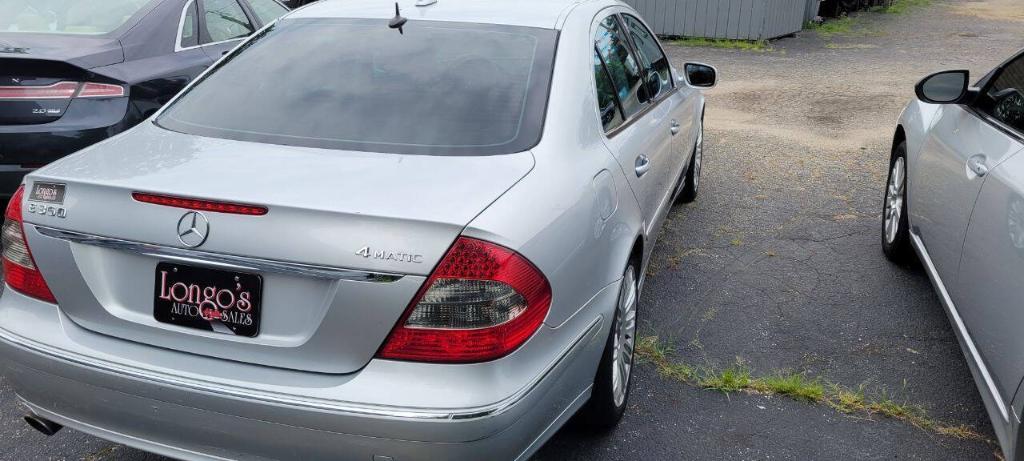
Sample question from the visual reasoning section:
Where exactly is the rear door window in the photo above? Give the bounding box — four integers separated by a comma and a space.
246, 0, 288, 26
621, 14, 673, 100
595, 15, 647, 119
202, 0, 254, 43
157, 19, 557, 156
594, 51, 625, 132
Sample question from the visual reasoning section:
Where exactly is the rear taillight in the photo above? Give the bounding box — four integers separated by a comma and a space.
377, 237, 552, 363
77, 82, 126, 98
0, 81, 125, 100
2, 186, 56, 303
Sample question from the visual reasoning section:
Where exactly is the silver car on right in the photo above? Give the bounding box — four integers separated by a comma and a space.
884, 49, 1024, 459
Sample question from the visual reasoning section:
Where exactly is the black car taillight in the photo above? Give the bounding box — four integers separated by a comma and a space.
0, 81, 124, 100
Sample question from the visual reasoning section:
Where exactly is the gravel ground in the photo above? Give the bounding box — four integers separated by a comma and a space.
2, 1, 1023, 460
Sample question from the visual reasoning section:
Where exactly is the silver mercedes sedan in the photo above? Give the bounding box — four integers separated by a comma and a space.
0, 0, 715, 459
883, 49, 1024, 459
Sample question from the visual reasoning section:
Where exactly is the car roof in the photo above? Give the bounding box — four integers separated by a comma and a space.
286, 0, 593, 29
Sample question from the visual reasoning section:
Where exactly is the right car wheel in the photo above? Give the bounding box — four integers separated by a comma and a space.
579, 263, 638, 430
677, 119, 704, 204
882, 140, 913, 263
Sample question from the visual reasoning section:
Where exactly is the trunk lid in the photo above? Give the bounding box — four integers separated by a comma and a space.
22, 123, 535, 373
0, 35, 124, 125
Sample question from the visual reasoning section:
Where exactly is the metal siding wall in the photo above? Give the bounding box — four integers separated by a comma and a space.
623, 0, 808, 40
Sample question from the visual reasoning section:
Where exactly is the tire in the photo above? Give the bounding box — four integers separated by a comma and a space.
677, 118, 704, 204
882, 141, 913, 263
579, 264, 639, 429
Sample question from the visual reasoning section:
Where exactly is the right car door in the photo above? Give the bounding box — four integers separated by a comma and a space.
593, 12, 680, 238
954, 54, 1024, 417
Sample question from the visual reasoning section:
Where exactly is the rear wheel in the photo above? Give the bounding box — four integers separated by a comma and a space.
882, 141, 913, 263
677, 119, 704, 204
579, 264, 638, 429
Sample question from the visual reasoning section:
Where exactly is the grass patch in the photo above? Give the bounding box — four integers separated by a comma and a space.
636, 336, 993, 444
672, 37, 771, 51
699, 364, 752, 393
871, 0, 932, 14
751, 373, 826, 402
805, 16, 857, 37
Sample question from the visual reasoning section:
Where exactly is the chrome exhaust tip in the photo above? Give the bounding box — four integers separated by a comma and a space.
24, 413, 63, 436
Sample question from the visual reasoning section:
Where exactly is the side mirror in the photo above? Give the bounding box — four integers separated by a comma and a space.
683, 63, 717, 89
915, 70, 971, 104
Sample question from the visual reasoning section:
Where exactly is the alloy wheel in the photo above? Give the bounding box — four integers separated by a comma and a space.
884, 157, 906, 244
612, 267, 638, 407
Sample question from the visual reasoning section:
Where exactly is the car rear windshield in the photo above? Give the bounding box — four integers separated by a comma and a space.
0, 0, 152, 35
157, 19, 558, 156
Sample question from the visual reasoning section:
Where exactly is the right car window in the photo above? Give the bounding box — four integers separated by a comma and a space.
202, 0, 254, 43
983, 56, 1024, 133
621, 14, 673, 100
595, 15, 647, 119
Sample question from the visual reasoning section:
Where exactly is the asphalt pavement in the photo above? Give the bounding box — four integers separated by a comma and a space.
2, 1, 1023, 459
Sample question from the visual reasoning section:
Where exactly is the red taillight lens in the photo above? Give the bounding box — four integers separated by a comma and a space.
377, 237, 552, 363
0, 81, 79, 100
2, 186, 56, 303
0, 81, 125, 100
77, 82, 126, 98
132, 192, 268, 216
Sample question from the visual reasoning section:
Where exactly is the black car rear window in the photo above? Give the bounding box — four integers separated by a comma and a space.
157, 19, 558, 156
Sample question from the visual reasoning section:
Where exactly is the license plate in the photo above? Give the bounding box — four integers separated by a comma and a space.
153, 262, 263, 337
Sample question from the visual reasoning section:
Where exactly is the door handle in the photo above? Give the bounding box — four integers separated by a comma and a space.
635, 155, 651, 177
670, 120, 681, 136
968, 154, 989, 177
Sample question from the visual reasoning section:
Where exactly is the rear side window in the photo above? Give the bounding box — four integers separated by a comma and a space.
179, 0, 199, 48
594, 52, 624, 132
983, 55, 1024, 134
0, 0, 152, 35
247, 0, 288, 25
621, 14, 673, 100
157, 19, 557, 156
203, 0, 254, 43
595, 15, 647, 118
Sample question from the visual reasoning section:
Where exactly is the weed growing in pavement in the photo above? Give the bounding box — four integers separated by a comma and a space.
635, 336, 993, 444
671, 38, 772, 52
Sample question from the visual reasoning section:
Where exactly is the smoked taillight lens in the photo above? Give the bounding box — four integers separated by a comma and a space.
377, 237, 552, 363
2, 186, 56, 303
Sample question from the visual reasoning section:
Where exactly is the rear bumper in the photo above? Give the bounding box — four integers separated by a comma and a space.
0, 286, 612, 460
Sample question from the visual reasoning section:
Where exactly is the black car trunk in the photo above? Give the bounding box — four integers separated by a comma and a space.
0, 35, 125, 125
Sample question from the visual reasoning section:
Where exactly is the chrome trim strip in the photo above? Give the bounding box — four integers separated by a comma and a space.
911, 233, 1009, 421
34, 226, 403, 283
0, 316, 603, 421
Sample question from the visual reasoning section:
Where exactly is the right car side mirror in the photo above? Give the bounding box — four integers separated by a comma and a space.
683, 63, 717, 89
916, 70, 973, 104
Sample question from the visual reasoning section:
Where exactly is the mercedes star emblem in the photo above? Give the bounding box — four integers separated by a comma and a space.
176, 211, 210, 248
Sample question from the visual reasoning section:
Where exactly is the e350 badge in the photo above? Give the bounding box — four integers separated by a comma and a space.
27, 182, 67, 219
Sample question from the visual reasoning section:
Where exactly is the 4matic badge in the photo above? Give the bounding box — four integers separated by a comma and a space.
355, 246, 423, 264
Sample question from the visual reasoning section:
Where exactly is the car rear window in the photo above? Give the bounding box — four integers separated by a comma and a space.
157, 19, 558, 156
0, 0, 152, 35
